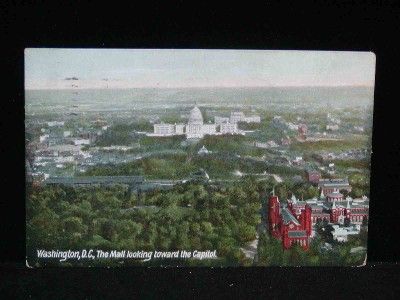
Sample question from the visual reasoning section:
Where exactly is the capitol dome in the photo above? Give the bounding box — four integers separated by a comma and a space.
188, 106, 203, 125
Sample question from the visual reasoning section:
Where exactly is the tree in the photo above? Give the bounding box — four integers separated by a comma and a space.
362, 216, 368, 227
340, 189, 349, 198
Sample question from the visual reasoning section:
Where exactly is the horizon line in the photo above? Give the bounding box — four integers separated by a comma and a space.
25, 84, 374, 91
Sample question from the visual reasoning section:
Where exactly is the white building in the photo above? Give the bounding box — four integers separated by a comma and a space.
175, 124, 185, 135
220, 122, 237, 134
244, 115, 261, 123
287, 123, 299, 130
73, 139, 90, 146
354, 126, 364, 132
326, 124, 339, 131
198, 145, 210, 155
154, 123, 176, 136
215, 116, 230, 125
331, 224, 360, 242
230, 111, 246, 123
202, 124, 217, 135
39, 134, 49, 143
151, 106, 237, 139
47, 121, 65, 127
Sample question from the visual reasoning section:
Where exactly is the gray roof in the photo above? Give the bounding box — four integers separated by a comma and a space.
318, 178, 349, 187
326, 200, 369, 210
281, 208, 300, 225
327, 192, 343, 198
288, 230, 307, 238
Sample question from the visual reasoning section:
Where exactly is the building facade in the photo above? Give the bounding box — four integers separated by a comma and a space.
318, 178, 352, 195
151, 106, 246, 139
268, 179, 369, 251
306, 170, 321, 184
154, 124, 176, 136
268, 193, 312, 250
230, 111, 261, 123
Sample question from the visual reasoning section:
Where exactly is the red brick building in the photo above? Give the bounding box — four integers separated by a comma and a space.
268, 189, 369, 250
297, 124, 308, 140
306, 170, 321, 184
268, 194, 312, 250
318, 178, 352, 195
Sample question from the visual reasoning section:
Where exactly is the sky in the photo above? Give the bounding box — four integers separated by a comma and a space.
25, 49, 376, 89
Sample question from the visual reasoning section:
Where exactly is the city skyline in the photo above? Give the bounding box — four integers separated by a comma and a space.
25, 49, 376, 90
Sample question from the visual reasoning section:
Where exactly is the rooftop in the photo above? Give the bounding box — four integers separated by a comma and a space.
281, 207, 300, 226
318, 178, 349, 186
288, 230, 308, 238
327, 192, 343, 198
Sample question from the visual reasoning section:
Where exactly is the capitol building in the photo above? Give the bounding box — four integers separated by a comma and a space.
149, 106, 260, 139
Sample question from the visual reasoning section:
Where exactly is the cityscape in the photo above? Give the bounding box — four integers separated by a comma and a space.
25, 49, 374, 266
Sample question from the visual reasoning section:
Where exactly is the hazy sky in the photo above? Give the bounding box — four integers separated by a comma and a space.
25, 49, 376, 89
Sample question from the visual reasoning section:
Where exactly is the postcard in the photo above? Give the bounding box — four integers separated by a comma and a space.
25, 49, 375, 266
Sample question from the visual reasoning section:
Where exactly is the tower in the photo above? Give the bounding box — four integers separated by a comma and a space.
304, 204, 312, 236
345, 197, 351, 218
268, 193, 280, 237
331, 200, 337, 223
320, 187, 325, 199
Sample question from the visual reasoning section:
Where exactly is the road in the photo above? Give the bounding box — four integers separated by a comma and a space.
240, 236, 259, 261
233, 171, 283, 183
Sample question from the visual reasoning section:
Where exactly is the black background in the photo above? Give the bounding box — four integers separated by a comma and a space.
1, 0, 400, 297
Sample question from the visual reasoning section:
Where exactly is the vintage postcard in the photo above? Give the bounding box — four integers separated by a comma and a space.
25, 49, 375, 266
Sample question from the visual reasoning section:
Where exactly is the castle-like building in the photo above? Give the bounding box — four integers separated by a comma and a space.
267, 178, 369, 250
150, 106, 260, 139
268, 192, 312, 250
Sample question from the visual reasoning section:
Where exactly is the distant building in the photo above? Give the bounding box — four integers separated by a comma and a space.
327, 163, 335, 175
198, 145, 210, 155
214, 116, 230, 125
151, 106, 237, 139
254, 140, 278, 149
267, 190, 369, 250
298, 124, 308, 139
268, 193, 312, 250
287, 123, 299, 131
281, 137, 291, 146
318, 178, 352, 196
150, 106, 260, 139
292, 156, 303, 165
230, 111, 261, 124
201, 124, 217, 135
73, 139, 90, 146
220, 122, 237, 134
243, 115, 261, 123
306, 170, 321, 184
175, 124, 185, 135
39, 134, 49, 143
326, 124, 339, 131
327, 113, 341, 125
331, 224, 360, 242
354, 126, 364, 132
154, 123, 176, 136
47, 121, 65, 127
326, 191, 344, 202
230, 111, 246, 123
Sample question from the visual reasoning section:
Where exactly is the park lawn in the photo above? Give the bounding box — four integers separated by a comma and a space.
289, 135, 370, 152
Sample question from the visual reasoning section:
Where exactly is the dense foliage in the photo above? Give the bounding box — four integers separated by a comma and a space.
26, 178, 262, 267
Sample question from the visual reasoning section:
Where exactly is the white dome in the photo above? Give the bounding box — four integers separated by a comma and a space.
188, 106, 203, 124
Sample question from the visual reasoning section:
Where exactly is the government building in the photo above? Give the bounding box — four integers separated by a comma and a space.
150, 106, 259, 139
267, 178, 369, 250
